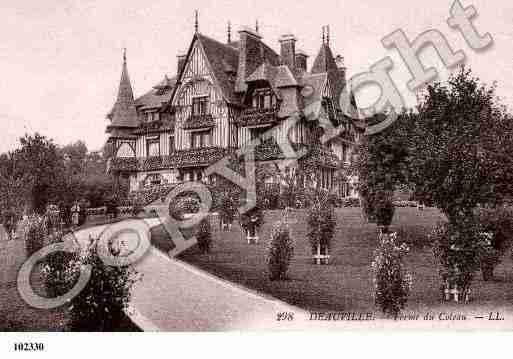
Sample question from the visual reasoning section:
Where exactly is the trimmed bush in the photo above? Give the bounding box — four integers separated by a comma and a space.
240, 205, 264, 237
373, 191, 395, 231
306, 193, 336, 257
196, 218, 212, 253
267, 218, 294, 281
218, 194, 237, 228
371, 232, 412, 317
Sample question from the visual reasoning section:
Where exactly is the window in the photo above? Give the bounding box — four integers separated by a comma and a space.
146, 138, 160, 156
190, 130, 213, 149
252, 89, 274, 110
116, 142, 135, 158
169, 134, 175, 153
146, 174, 162, 186
192, 96, 209, 116
250, 126, 269, 141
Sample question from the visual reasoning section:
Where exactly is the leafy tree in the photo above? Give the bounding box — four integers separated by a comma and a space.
351, 114, 409, 231
13, 133, 66, 214
405, 67, 513, 298
405, 67, 513, 221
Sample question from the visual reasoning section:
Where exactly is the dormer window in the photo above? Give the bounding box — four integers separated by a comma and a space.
147, 112, 159, 122
192, 96, 209, 116
252, 88, 275, 110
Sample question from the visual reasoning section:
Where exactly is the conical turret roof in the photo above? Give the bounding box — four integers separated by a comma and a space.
107, 51, 139, 130
311, 43, 338, 74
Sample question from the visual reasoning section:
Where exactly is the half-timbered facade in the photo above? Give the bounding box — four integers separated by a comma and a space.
105, 24, 362, 198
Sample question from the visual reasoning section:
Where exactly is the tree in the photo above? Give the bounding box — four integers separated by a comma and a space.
351, 114, 409, 231
0, 152, 30, 229
405, 67, 513, 222
13, 133, 66, 214
405, 67, 513, 298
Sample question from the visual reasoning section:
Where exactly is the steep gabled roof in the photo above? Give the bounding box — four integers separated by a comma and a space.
135, 75, 176, 110
196, 33, 240, 104
107, 55, 139, 129
311, 43, 338, 74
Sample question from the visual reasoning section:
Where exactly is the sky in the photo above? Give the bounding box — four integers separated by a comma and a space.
1, 0, 512, 153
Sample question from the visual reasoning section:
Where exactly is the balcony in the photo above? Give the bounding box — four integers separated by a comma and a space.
107, 147, 230, 173
182, 114, 215, 130
107, 157, 138, 173
235, 106, 279, 127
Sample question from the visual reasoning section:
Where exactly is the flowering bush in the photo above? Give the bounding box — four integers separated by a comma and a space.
267, 216, 294, 281
40, 230, 80, 298
196, 218, 212, 253
306, 192, 336, 255
371, 232, 412, 317
24, 215, 47, 256
68, 238, 140, 331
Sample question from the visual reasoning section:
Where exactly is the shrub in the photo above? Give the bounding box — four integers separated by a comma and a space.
477, 206, 513, 279
373, 191, 395, 231
371, 232, 412, 317
267, 218, 294, 281
218, 194, 237, 227
431, 219, 482, 299
45, 205, 62, 231
40, 230, 79, 298
196, 218, 212, 253
24, 215, 47, 257
1, 209, 18, 240
240, 205, 264, 237
105, 196, 119, 219
169, 195, 200, 221
327, 192, 344, 208
306, 193, 336, 255
68, 238, 140, 331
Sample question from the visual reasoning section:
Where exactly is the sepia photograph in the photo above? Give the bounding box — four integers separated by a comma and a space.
1, 0, 513, 355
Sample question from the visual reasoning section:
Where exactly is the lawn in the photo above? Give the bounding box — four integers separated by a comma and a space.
178, 208, 513, 315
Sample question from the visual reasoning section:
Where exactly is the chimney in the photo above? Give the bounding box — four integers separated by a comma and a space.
177, 53, 187, 75
295, 49, 308, 72
335, 54, 346, 80
279, 34, 297, 69
235, 26, 264, 93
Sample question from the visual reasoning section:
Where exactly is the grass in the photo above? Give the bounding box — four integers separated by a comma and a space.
178, 207, 513, 315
